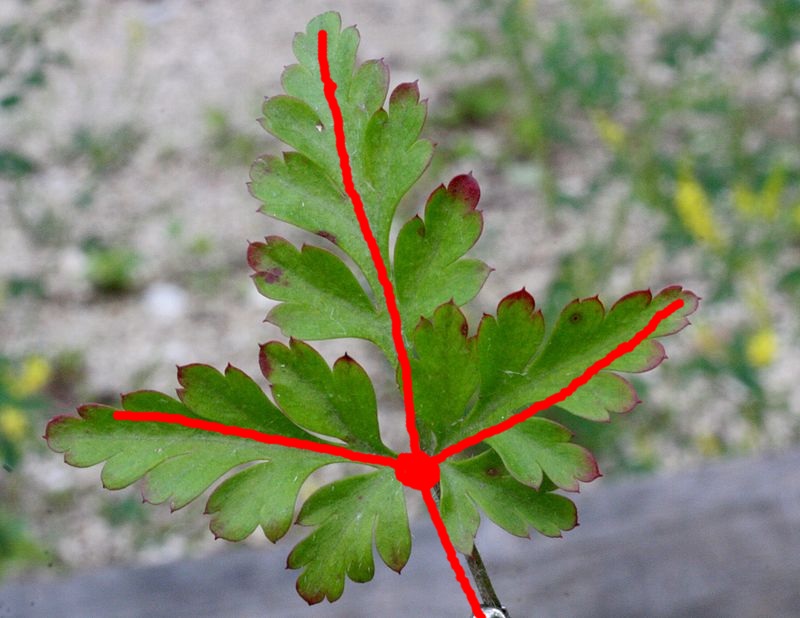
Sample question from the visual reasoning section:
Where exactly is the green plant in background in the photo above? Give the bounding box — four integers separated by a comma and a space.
0, 355, 52, 578
439, 0, 631, 209
1, 355, 51, 472
204, 107, 260, 168
45, 13, 697, 614
81, 238, 141, 294
1, 0, 79, 244
437, 0, 800, 469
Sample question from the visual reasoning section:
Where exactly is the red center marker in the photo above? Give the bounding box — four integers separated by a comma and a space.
113, 29, 687, 618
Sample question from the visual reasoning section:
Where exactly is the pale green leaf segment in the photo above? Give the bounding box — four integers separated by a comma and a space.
45, 10, 699, 608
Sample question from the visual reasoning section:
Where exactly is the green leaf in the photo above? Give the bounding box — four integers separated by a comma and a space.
175, 363, 311, 438
486, 416, 600, 491
251, 11, 432, 302
454, 286, 699, 444
395, 173, 492, 335
248, 236, 392, 356
409, 301, 479, 452
259, 339, 392, 454
440, 450, 577, 554
288, 469, 410, 604
44, 11, 701, 611
45, 381, 336, 521
0, 149, 36, 179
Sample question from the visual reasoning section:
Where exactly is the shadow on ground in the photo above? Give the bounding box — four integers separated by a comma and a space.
2, 449, 800, 617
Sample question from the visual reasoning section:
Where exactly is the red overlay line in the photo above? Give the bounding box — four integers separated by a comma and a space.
433, 298, 685, 463
421, 489, 485, 616
111, 411, 397, 469
317, 30, 422, 455
111, 32, 688, 618
112, 295, 683, 618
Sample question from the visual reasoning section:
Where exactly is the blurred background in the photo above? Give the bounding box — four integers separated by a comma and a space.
1, 0, 799, 615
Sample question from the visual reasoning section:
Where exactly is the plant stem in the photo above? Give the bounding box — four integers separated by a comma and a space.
465, 543, 507, 615
432, 484, 509, 616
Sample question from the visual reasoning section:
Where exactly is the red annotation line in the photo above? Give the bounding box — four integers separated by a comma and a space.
317, 31, 484, 614
317, 29, 422, 456
421, 489, 484, 612
111, 411, 398, 469
111, 296, 683, 618
111, 32, 688, 618
432, 298, 685, 464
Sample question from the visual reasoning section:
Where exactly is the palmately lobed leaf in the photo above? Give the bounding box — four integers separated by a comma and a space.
395, 173, 492, 337
287, 469, 410, 604
248, 236, 393, 356
251, 11, 432, 303
44, 10, 701, 611
259, 338, 392, 455
439, 450, 578, 554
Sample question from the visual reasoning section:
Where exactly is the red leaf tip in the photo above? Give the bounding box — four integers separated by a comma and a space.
447, 173, 481, 209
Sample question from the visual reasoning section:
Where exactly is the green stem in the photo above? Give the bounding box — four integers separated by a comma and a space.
465, 543, 507, 615
432, 484, 509, 616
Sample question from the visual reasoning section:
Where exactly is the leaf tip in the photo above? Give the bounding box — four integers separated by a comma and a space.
389, 81, 421, 106
447, 173, 481, 209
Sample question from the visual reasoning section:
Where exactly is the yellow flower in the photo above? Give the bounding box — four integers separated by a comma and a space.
7, 356, 51, 398
695, 433, 722, 457
746, 328, 778, 367
760, 166, 785, 220
0, 406, 28, 441
733, 167, 785, 221
733, 183, 757, 217
675, 165, 725, 248
591, 110, 626, 151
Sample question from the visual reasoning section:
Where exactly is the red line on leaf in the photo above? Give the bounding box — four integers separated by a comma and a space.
421, 489, 485, 617
110, 34, 685, 618
317, 30, 422, 455
432, 298, 685, 463
111, 411, 398, 468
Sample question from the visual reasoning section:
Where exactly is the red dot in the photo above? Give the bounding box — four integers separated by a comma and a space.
394, 452, 441, 491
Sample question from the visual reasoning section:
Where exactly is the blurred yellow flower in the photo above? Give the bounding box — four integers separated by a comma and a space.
732, 183, 757, 217
746, 328, 778, 367
695, 433, 722, 457
733, 167, 784, 221
591, 110, 625, 151
7, 356, 51, 398
675, 165, 725, 248
635, 0, 660, 17
0, 406, 28, 441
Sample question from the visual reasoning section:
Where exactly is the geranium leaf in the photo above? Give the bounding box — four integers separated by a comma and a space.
486, 417, 600, 491
409, 301, 479, 452
259, 339, 392, 455
248, 236, 393, 356
251, 10, 432, 306
395, 174, 492, 336
44, 11, 700, 613
287, 469, 410, 604
45, 364, 340, 523
439, 449, 577, 554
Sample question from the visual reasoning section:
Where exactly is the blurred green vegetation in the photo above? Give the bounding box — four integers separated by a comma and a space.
438, 0, 800, 473
2, 0, 800, 582
0, 355, 53, 576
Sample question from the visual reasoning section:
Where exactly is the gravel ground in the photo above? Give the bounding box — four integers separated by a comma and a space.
2, 0, 800, 579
